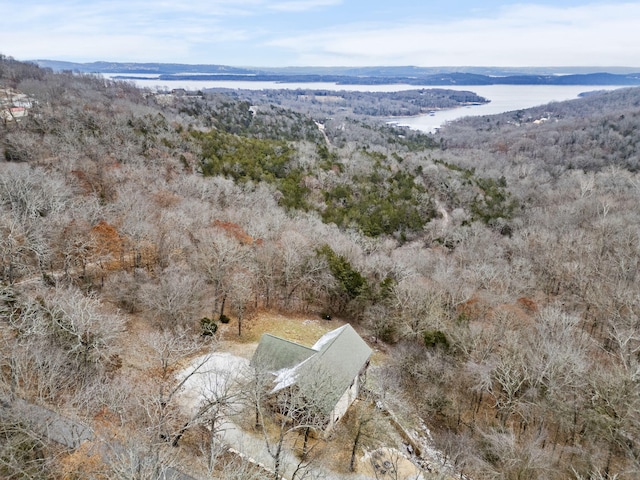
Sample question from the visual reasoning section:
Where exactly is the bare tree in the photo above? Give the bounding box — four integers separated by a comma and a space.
142, 327, 219, 448
252, 240, 280, 309
176, 359, 246, 471
103, 268, 148, 314
0, 213, 34, 284
2, 298, 76, 402
228, 269, 255, 337
490, 341, 530, 427
139, 263, 204, 328
55, 219, 96, 281
364, 303, 394, 344
191, 228, 248, 321
3, 285, 124, 396
479, 427, 552, 480
42, 286, 125, 376
251, 365, 334, 480
586, 363, 640, 477
102, 433, 179, 480
346, 398, 388, 473
0, 164, 70, 224
0, 408, 57, 479
392, 277, 445, 341
277, 229, 329, 311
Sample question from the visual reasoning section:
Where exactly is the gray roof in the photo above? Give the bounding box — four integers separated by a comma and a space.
251, 324, 372, 414
251, 333, 316, 372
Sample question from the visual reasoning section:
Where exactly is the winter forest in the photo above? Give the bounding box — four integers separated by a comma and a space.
1, 54, 640, 479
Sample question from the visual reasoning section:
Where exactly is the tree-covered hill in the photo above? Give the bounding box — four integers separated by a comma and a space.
440, 86, 640, 172
2, 53, 640, 479
205, 87, 488, 117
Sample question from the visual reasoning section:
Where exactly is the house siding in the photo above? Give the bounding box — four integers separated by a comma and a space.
329, 376, 359, 429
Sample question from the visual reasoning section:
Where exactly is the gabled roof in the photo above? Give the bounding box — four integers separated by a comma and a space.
251, 324, 372, 414
251, 333, 316, 372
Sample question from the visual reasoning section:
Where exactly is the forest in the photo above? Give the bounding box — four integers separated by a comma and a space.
1, 53, 640, 479
204, 87, 488, 117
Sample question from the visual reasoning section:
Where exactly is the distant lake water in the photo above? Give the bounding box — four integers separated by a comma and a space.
103, 74, 633, 133
390, 84, 631, 133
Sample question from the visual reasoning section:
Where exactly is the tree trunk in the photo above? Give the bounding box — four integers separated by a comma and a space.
274, 444, 282, 480
302, 427, 310, 458
172, 422, 189, 447
350, 425, 362, 472
208, 417, 217, 472
219, 294, 226, 320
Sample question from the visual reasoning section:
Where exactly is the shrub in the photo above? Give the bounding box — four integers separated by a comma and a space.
200, 317, 218, 336
423, 330, 450, 350
219, 314, 231, 324
378, 323, 397, 344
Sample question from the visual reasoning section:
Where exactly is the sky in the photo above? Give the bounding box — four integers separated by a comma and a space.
1, 0, 639, 67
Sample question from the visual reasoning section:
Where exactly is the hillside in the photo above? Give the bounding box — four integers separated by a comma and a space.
1, 54, 640, 479
34, 59, 640, 85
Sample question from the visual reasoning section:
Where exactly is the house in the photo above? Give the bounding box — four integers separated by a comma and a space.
0, 88, 33, 123
251, 324, 372, 430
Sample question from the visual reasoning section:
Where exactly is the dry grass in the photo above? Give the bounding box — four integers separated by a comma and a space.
219, 309, 346, 346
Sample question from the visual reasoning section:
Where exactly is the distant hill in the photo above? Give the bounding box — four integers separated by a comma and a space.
32, 60, 255, 75
32, 60, 640, 86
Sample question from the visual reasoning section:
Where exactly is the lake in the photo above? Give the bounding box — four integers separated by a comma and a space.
388, 84, 630, 132
104, 74, 634, 133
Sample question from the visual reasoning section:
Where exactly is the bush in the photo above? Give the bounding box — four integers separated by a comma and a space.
423, 330, 449, 350
219, 314, 231, 324
317, 244, 368, 300
200, 317, 218, 336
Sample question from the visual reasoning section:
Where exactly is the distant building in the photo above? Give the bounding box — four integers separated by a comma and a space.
1, 88, 33, 123
251, 324, 372, 430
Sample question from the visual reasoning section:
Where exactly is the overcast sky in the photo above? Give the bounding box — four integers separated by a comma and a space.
2, 1, 639, 67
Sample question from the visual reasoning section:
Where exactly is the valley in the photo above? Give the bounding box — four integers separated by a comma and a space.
1, 54, 640, 479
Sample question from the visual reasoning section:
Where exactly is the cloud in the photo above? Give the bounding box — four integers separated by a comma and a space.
268, 0, 342, 12
267, 2, 640, 66
0, 0, 264, 62
4, 33, 188, 63
2, 1, 638, 66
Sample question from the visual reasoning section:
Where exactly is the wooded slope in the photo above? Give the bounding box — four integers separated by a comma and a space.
1, 54, 640, 479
